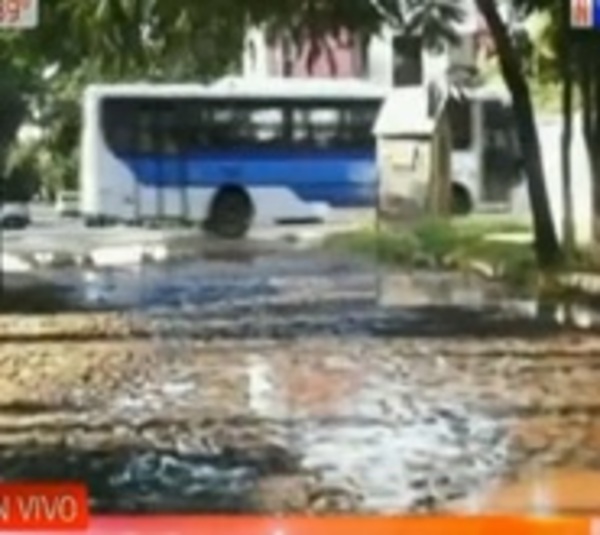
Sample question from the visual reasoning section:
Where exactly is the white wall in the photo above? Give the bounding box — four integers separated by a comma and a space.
366, 27, 395, 86
242, 27, 270, 78
544, 115, 594, 246
513, 115, 594, 246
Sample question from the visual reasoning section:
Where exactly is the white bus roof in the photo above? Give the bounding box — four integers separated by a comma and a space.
85, 76, 391, 101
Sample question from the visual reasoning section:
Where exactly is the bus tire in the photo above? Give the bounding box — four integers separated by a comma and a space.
85, 216, 108, 227
206, 186, 254, 239
451, 184, 473, 216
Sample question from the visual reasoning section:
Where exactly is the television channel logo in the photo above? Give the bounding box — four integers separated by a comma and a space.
0, 0, 38, 28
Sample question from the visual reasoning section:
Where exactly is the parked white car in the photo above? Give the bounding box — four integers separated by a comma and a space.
0, 202, 30, 229
55, 190, 80, 217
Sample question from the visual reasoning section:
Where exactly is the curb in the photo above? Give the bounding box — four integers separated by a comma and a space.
1, 242, 186, 273
1, 229, 325, 273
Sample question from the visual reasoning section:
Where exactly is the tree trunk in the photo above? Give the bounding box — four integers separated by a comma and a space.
580, 50, 593, 150
579, 42, 597, 235
0, 177, 3, 297
561, 0, 574, 257
593, 54, 600, 227
475, 0, 562, 268
581, 40, 600, 238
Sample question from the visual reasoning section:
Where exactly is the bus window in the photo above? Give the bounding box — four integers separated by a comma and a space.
482, 99, 520, 161
481, 99, 522, 201
448, 97, 472, 150
247, 106, 286, 147
138, 111, 155, 153
341, 101, 379, 148
173, 98, 208, 152
292, 104, 343, 149
101, 97, 138, 153
156, 104, 179, 155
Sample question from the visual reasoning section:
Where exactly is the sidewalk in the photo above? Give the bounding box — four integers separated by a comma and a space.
1, 214, 367, 273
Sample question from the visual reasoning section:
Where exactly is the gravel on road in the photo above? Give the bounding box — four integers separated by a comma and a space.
0, 248, 599, 514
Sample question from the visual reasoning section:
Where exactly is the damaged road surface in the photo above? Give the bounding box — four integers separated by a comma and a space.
1, 246, 600, 514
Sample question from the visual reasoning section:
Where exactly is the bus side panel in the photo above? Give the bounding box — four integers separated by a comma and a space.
121, 149, 378, 218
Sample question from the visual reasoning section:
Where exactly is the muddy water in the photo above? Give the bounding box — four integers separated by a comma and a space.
460, 470, 600, 514
4, 248, 600, 514
93, 338, 600, 514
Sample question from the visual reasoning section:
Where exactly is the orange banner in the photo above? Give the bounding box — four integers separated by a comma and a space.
0, 516, 594, 535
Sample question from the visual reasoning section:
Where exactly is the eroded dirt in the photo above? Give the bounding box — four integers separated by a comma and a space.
1, 250, 600, 514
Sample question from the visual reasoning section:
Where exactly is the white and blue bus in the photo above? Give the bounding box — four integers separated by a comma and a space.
80, 78, 388, 237
80, 78, 522, 237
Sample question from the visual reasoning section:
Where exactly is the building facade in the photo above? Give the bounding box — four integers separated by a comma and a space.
243, 0, 515, 86
241, 0, 516, 86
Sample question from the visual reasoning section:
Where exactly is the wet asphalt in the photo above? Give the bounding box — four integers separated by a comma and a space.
1, 242, 600, 514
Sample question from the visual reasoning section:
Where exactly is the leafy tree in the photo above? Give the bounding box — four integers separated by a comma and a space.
515, 0, 600, 244
0, 57, 35, 201
476, 0, 561, 266
4, 142, 41, 202
573, 31, 600, 227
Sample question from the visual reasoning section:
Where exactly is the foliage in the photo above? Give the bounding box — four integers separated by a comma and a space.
326, 217, 537, 286
0, 56, 36, 200
3, 142, 42, 201
0, 0, 470, 199
0, 0, 572, 244
370, 0, 465, 50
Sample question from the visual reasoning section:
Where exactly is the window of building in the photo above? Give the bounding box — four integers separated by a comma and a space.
448, 97, 472, 150
392, 35, 423, 86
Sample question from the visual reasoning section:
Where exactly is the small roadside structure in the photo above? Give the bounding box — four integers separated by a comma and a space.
373, 84, 452, 230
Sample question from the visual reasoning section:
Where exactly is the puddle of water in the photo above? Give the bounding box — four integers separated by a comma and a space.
21, 251, 600, 513
0, 253, 33, 273
90, 245, 147, 267
377, 272, 497, 308
239, 353, 511, 513
111, 451, 257, 498
22, 250, 600, 333
101, 337, 600, 514
294, 400, 510, 512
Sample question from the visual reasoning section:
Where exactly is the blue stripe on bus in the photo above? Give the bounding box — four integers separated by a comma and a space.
115, 149, 378, 207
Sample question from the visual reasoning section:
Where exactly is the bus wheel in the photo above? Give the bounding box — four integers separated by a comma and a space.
451, 184, 472, 216
84, 216, 102, 228
207, 186, 253, 239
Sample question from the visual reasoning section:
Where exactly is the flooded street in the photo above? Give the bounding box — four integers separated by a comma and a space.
1, 244, 600, 514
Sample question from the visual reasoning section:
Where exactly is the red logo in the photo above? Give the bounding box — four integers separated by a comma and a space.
572, 0, 591, 26
0, 483, 88, 530
0, 0, 29, 23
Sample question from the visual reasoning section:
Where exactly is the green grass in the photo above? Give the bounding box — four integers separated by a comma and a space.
451, 214, 532, 236
326, 216, 537, 287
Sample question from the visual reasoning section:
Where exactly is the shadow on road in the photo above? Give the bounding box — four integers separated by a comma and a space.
0, 302, 591, 343
0, 443, 307, 514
